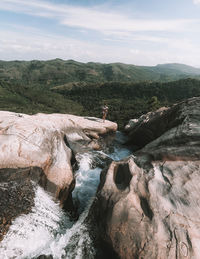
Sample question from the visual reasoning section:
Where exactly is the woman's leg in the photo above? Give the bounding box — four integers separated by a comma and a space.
102, 112, 106, 122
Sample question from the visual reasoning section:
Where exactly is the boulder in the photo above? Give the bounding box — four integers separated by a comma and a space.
125, 98, 200, 160
91, 97, 200, 259
0, 111, 117, 239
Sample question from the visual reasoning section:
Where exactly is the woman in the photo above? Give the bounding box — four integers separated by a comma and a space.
102, 103, 109, 122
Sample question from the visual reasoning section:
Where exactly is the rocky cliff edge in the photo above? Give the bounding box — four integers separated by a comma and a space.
0, 111, 117, 240
91, 97, 200, 259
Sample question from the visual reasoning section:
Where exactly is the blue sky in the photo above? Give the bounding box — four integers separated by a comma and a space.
0, 0, 200, 66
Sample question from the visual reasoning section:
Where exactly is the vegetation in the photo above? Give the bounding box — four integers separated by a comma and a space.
0, 80, 83, 115
1, 59, 200, 129
1, 71, 200, 129
1, 59, 200, 88
53, 78, 200, 128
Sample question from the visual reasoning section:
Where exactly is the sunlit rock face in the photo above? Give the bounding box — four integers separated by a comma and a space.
0, 112, 116, 195
0, 111, 117, 239
125, 97, 200, 160
93, 97, 200, 259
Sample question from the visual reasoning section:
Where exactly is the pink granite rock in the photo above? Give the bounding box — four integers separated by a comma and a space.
0, 111, 117, 206
92, 97, 200, 259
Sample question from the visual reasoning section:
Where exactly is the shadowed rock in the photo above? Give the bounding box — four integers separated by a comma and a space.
91, 97, 200, 259
0, 167, 37, 241
0, 111, 117, 199
0, 111, 117, 241
126, 97, 200, 161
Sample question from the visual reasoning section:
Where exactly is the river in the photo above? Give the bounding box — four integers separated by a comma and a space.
0, 132, 132, 259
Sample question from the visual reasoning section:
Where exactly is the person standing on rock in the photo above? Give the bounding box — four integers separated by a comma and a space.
102, 103, 109, 122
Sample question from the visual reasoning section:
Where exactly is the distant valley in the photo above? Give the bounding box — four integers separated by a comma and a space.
1, 59, 200, 86
0, 59, 200, 128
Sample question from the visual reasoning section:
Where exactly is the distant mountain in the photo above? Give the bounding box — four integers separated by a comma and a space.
1, 59, 200, 129
0, 59, 200, 88
155, 63, 200, 75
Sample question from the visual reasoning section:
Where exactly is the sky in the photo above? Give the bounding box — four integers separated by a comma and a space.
0, 0, 200, 66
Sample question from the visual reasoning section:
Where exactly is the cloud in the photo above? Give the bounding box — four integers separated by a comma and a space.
0, 28, 127, 62
193, 0, 200, 4
0, 29, 94, 61
0, 0, 200, 67
0, 0, 198, 34
0, 26, 200, 67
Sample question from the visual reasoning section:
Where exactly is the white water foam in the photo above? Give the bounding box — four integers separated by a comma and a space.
0, 133, 132, 259
40, 205, 95, 259
0, 186, 71, 259
73, 153, 101, 214
0, 153, 100, 259
34, 152, 99, 259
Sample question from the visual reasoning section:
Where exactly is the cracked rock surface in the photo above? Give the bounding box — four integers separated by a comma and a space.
0, 111, 117, 240
91, 97, 200, 259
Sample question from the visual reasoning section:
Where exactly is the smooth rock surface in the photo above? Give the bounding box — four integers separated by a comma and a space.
0, 111, 117, 240
0, 111, 116, 194
92, 97, 200, 259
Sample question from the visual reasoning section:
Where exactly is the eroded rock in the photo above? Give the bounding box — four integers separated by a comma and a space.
91, 97, 200, 259
0, 111, 117, 240
0, 112, 116, 196
0, 167, 37, 241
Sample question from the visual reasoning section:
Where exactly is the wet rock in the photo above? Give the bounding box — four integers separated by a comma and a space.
0, 112, 117, 241
0, 169, 35, 241
35, 255, 53, 259
0, 112, 116, 203
75, 151, 113, 170
91, 97, 200, 259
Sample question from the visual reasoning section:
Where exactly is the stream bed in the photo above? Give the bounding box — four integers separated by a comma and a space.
0, 132, 132, 259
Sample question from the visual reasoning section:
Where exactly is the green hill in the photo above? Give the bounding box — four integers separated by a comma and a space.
1, 74, 200, 129
54, 78, 200, 128
1, 59, 200, 88
156, 63, 200, 75
1, 59, 200, 129
0, 80, 83, 115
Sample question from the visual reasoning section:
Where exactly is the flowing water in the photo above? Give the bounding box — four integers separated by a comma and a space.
0, 132, 132, 259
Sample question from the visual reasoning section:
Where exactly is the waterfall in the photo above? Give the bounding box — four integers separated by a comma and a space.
0, 132, 132, 259
0, 185, 70, 258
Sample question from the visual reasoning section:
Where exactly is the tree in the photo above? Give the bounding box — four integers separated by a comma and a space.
148, 96, 160, 111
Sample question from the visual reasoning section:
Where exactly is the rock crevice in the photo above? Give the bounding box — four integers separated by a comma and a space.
91, 97, 200, 259
0, 111, 117, 241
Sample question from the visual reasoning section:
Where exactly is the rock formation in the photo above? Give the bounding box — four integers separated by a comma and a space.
91, 97, 200, 259
0, 167, 40, 241
0, 111, 117, 240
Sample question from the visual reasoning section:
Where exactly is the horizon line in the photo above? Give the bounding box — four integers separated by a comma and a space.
0, 58, 199, 69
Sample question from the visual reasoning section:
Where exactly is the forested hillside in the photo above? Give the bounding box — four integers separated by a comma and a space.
1, 72, 200, 128
1, 59, 200, 128
1, 59, 200, 87
53, 78, 200, 128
